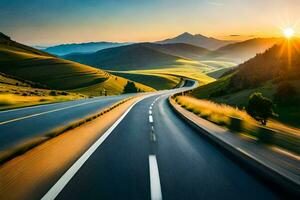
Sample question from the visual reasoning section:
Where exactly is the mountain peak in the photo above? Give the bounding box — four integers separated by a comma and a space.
0, 32, 11, 41
157, 32, 233, 50
179, 32, 193, 37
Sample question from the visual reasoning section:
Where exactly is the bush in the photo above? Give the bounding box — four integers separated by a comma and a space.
123, 81, 139, 94
274, 82, 297, 104
246, 93, 275, 125
49, 90, 57, 96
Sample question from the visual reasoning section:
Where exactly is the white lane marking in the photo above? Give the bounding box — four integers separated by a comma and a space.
41, 95, 153, 200
150, 125, 156, 142
149, 106, 152, 110
0, 98, 116, 125
149, 110, 152, 115
151, 133, 156, 142
149, 155, 162, 200
149, 115, 153, 123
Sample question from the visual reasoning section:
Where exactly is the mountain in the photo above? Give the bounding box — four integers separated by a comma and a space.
0, 33, 154, 95
64, 43, 192, 71
157, 32, 234, 50
44, 42, 129, 56
210, 38, 283, 63
144, 43, 210, 60
229, 39, 299, 90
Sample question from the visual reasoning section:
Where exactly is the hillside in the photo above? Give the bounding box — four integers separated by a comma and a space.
144, 43, 210, 60
0, 72, 85, 110
64, 43, 185, 71
210, 38, 283, 63
157, 32, 234, 50
44, 42, 129, 56
192, 39, 300, 128
0, 33, 154, 96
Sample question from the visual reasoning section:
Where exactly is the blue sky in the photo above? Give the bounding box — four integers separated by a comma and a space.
0, 0, 299, 45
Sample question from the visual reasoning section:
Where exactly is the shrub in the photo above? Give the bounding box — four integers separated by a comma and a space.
49, 90, 57, 96
274, 82, 297, 104
246, 93, 275, 125
123, 81, 139, 93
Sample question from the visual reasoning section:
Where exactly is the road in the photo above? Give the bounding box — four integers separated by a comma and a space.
42, 83, 280, 200
0, 94, 135, 151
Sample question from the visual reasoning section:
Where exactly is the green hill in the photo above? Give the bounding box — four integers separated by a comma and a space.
64, 43, 186, 71
0, 33, 154, 96
192, 39, 300, 128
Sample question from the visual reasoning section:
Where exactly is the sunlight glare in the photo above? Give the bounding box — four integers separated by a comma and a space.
283, 28, 295, 38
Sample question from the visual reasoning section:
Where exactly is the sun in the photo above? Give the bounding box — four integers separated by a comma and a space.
283, 28, 295, 39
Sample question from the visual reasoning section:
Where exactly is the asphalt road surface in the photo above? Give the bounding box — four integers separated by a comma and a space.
0, 94, 134, 151
42, 84, 280, 200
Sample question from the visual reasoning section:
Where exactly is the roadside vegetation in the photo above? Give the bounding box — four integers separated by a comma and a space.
174, 95, 300, 154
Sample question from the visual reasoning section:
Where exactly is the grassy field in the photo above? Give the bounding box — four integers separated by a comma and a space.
72, 75, 155, 96
121, 65, 216, 86
0, 81, 85, 110
109, 71, 181, 90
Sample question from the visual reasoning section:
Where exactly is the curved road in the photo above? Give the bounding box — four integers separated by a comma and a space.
0, 94, 134, 151
41, 83, 281, 200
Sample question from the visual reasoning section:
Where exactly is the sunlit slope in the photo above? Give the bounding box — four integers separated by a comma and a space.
0, 34, 154, 95
122, 67, 215, 86
72, 75, 155, 96
109, 71, 181, 90
192, 40, 300, 128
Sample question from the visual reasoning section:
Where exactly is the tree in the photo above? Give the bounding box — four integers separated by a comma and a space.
246, 93, 275, 125
123, 81, 139, 93
274, 82, 297, 104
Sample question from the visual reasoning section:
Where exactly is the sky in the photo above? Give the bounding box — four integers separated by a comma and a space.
1, 0, 300, 45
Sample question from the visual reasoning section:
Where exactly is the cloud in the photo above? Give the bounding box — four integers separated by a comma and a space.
229, 35, 241, 37
208, 1, 224, 6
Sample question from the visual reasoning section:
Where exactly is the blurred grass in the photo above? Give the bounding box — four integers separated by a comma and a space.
175, 95, 300, 154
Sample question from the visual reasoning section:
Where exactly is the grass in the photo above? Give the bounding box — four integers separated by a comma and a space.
71, 75, 155, 96
193, 76, 300, 129
174, 95, 300, 154
175, 96, 255, 126
123, 66, 216, 86
109, 71, 181, 90
0, 75, 86, 110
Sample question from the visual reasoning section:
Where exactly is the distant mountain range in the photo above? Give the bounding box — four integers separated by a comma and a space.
64, 36, 284, 71
210, 38, 283, 63
157, 32, 234, 50
43, 42, 130, 56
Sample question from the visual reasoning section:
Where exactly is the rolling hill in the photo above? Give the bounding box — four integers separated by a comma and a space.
64, 43, 185, 71
157, 32, 234, 50
192, 39, 300, 127
0, 33, 154, 96
210, 38, 283, 63
44, 42, 129, 56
